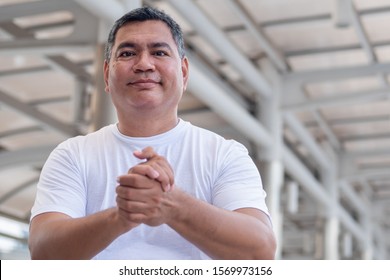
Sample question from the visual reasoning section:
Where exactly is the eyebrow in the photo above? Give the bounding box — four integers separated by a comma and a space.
116, 41, 174, 52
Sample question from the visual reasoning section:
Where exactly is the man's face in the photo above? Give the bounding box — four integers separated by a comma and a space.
104, 20, 189, 117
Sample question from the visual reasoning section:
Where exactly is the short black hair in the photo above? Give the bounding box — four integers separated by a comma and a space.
104, 6, 185, 61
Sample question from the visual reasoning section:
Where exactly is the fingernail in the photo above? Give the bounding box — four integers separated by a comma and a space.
152, 170, 159, 178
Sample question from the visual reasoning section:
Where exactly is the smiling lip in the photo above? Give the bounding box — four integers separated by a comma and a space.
127, 79, 161, 89
128, 79, 160, 85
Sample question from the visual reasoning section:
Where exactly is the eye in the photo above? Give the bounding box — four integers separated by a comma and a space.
154, 50, 168, 57
119, 51, 135, 57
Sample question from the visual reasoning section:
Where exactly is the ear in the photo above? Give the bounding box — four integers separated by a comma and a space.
103, 60, 110, 94
181, 56, 189, 92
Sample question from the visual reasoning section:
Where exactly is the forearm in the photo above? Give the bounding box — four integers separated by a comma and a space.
167, 190, 276, 260
29, 208, 132, 259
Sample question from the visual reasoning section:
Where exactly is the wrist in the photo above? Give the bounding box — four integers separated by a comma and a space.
165, 189, 192, 227
108, 207, 138, 235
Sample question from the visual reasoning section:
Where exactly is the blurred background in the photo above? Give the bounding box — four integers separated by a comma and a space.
0, 0, 389, 259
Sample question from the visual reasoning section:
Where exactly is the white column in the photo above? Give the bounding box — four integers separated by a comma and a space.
286, 181, 299, 214
257, 59, 284, 259
260, 160, 284, 259
90, 31, 117, 131
322, 143, 340, 259
360, 210, 373, 259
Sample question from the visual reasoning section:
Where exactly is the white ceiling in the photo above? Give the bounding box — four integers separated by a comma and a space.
0, 0, 389, 259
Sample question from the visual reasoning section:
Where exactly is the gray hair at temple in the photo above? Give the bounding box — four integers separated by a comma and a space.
104, 6, 186, 61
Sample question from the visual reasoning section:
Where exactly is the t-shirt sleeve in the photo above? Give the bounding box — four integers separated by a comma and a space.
30, 142, 86, 220
212, 140, 269, 216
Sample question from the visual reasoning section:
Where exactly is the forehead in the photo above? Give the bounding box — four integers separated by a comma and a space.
115, 20, 175, 45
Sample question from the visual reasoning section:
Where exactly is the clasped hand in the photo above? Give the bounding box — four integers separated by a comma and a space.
116, 147, 175, 227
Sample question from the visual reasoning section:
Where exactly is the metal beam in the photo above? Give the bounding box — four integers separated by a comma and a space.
227, 0, 288, 72
0, 0, 98, 40
0, 211, 29, 224
0, 0, 68, 21
0, 65, 51, 77
282, 146, 366, 242
342, 148, 390, 160
73, 0, 334, 183
341, 132, 390, 142
45, 55, 94, 84
284, 63, 390, 84
0, 89, 77, 137
188, 53, 273, 148
342, 168, 390, 180
168, 0, 272, 99
348, 0, 376, 62
73, 0, 126, 25
0, 126, 42, 138
283, 87, 390, 112
0, 22, 34, 39
339, 180, 369, 216
283, 112, 332, 171
0, 42, 92, 55
0, 176, 39, 204
311, 110, 341, 150
0, 232, 28, 245
187, 49, 366, 246
0, 145, 56, 168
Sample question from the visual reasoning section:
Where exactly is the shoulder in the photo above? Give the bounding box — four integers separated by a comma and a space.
48, 125, 115, 162
57, 125, 114, 149
182, 120, 249, 155
183, 120, 226, 142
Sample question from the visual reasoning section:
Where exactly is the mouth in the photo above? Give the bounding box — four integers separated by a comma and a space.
127, 79, 162, 90
128, 78, 161, 85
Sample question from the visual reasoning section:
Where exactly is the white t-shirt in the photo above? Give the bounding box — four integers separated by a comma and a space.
31, 119, 269, 259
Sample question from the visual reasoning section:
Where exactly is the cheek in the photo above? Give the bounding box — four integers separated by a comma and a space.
164, 65, 184, 87
108, 65, 126, 87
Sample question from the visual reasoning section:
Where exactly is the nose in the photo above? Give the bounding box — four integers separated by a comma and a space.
132, 53, 155, 72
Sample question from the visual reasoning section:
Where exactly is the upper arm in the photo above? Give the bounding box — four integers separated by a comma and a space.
29, 212, 72, 258
234, 207, 272, 228
234, 207, 276, 259
30, 212, 71, 230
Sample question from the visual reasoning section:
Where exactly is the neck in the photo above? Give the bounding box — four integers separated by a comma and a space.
117, 113, 179, 137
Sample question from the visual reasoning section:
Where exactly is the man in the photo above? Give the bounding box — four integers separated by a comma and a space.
29, 6, 276, 260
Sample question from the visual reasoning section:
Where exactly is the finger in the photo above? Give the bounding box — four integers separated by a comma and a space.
128, 164, 160, 179
142, 162, 171, 192
118, 211, 148, 225
117, 173, 159, 190
132, 158, 173, 192
156, 163, 174, 192
133, 146, 156, 160
116, 203, 145, 225
146, 157, 174, 191
116, 185, 151, 202
116, 195, 147, 210
126, 164, 169, 192
117, 201, 163, 226
133, 147, 175, 192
